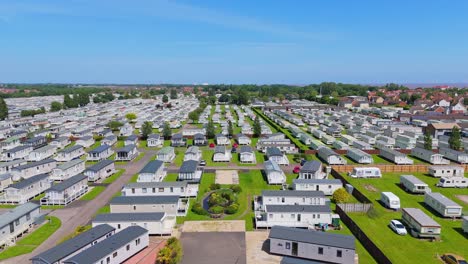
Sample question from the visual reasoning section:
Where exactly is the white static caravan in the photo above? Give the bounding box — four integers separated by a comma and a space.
0, 203, 42, 247
375, 140, 394, 150
411, 147, 449, 165
346, 148, 373, 164
41, 174, 88, 206
380, 192, 400, 210
1, 146, 33, 161
340, 135, 356, 146
317, 147, 347, 165
428, 166, 464, 178
359, 134, 376, 145
0, 174, 12, 192
438, 147, 468, 164
1, 174, 51, 204
122, 181, 198, 198
333, 140, 349, 150
436, 177, 468, 188
463, 216, 468, 233
50, 159, 86, 181
264, 160, 286, 185
311, 128, 325, 139
379, 147, 414, 165
63, 226, 149, 264
400, 175, 431, 194
309, 139, 325, 150
0, 160, 27, 175
11, 159, 57, 181
401, 208, 441, 239
84, 160, 116, 182
352, 140, 373, 150
27, 145, 57, 162
349, 167, 382, 178
424, 192, 462, 218
321, 134, 335, 145
92, 212, 175, 236
55, 145, 85, 162
292, 179, 342, 195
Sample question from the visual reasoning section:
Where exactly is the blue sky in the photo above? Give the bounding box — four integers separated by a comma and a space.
0, 0, 467, 84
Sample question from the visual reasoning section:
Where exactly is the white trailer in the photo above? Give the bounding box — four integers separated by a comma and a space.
312, 129, 325, 139
321, 134, 335, 145
375, 140, 394, 150
438, 148, 468, 164
400, 175, 431, 194
340, 135, 356, 146
424, 192, 462, 218
346, 148, 373, 164
359, 134, 376, 145
436, 177, 468, 188
411, 147, 449, 165
349, 167, 382, 178
428, 166, 464, 178
332, 140, 349, 150
379, 147, 414, 165
353, 140, 373, 150
380, 192, 400, 210
463, 216, 468, 233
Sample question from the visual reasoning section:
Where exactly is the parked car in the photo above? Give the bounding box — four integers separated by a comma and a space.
442, 254, 467, 264
293, 166, 300, 174
389, 220, 407, 235
300, 159, 307, 166
199, 160, 206, 166
209, 143, 215, 148
231, 147, 237, 153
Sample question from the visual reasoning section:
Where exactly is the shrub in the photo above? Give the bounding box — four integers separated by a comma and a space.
209, 205, 224, 214
209, 183, 221, 190
191, 202, 208, 216
225, 203, 239, 214
156, 237, 182, 264
332, 188, 351, 203
208, 193, 228, 207
229, 185, 242, 193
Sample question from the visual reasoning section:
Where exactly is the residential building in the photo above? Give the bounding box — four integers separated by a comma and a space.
41, 174, 88, 205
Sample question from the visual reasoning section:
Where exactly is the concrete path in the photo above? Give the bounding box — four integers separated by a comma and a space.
6, 148, 156, 264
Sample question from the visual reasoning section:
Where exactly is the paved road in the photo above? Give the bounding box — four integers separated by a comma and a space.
7, 149, 157, 264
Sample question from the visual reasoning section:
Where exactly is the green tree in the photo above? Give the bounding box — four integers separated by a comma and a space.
170, 89, 178, 99
125, 113, 137, 121
332, 188, 351, 203
188, 111, 199, 123
141, 121, 153, 139
449, 126, 462, 150
423, 132, 433, 150
50, 101, 63, 112
228, 121, 233, 136
107, 121, 123, 131
162, 122, 172, 139
206, 120, 215, 139
0, 97, 8, 120
253, 116, 261, 137
63, 94, 72, 108
162, 94, 169, 103
399, 93, 410, 103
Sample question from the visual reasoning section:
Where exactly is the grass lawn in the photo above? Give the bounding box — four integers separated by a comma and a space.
0, 204, 17, 209
85, 142, 101, 152
41, 205, 65, 210
129, 173, 139, 183
115, 152, 145, 165
0, 216, 61, 260
80, 186, 105, 201
32, 193, 45, 201
163, 173, 179, 182
370, 154, 393, 164
102, 169, 125, 184
332, 172, 468, 263
95, 205, 110, 216
329, 224, 377, 264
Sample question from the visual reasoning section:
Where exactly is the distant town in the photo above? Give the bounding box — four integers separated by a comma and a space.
0, 83, 466, 264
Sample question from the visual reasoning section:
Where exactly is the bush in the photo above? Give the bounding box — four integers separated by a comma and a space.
229, 185, 242, 193
208, 193, 228, 207
209, 183, 221, 190
209, 205, 224, 214
332, 188, 351, 203
156, 237, 183, 264
191, 202, 208, 216
225, 203, 239, 214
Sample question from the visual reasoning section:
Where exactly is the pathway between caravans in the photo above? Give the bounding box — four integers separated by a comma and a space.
6, 148, 157, 264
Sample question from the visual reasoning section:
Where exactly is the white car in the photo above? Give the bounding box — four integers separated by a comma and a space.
389, 220, 407, 235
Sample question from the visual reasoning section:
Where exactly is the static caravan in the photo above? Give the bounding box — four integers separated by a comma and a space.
115, 144, 138, 161
428, 165, 464, 178
11, 159, 57, 181
255, 204, 333, 229
55, 145, 85, 162
309, 139, 325, 150
84, 160, 115, 182
299, 161, 325, 180
333, 140, 349, 150
156, 147, 175, 163
349, 167, 382, 178
436, 177, 468, 188
292, 179, 342, 195
27, 145, 57, 162
101, 135, 117, 146
0, 160, 27, 174
122, 181, 198, 198
317, 147, 347, 165
87, 145, 114, 161
41, 174, 88, 205
359, 134, 376, 145
50, 159, 86, 181
1, 174, 51, 204
411, 147, 449, 165
264, 160, 286, 185
63, 226, 149, 264
401, 208, 441, 239
463, 216, 468, 233
92, 212, 175, 236
31, 224, 116, 264
379, 147, 414, 165
375, 140, 394, 150
400, 175, 431, 194
424, 192, 462, 218
0, 173, 12, 192
352, 140, 373, 150
110, 195, 185, 216
346, 148, 373, 164
438, 147, 468, 164
312, 129, 325, 139
340, 135, 356, 146
380, 192, 400, 210
376, 135, 395, 145
268, 226, 356, 264
321, 134, 335, 145
0, 203, 42, 247
1, 146, 33, 161
136, 160, 166, 182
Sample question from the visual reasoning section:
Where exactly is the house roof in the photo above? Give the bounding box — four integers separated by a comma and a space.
157, 146, 174, 155
93, 212, 165, 222
300, 161, 322, 173
88, 144, 111, 154
269, 226, 355, 250
264, 160, 282, 173
429, 123, 460, 129
293, 178, 342, 185
180, 160, 198, 173
148, 134, 161, 140
126, 134, 138, 141
0, 173, 12, 181
59, 144, 83, 154
266, 147, 283, 157
402, 208, 441, 227
262, 190, 325, 197
85, 159, 114, 172
124, 181, 188, 189
9, 173, 49, 189
185, 146, 200, 154
240, 146, 253, 153
48, 174, 87, 192
139, 160, 164, 174
116, 144, 136, 153
14, 159, 56, 170
56, 159, 85, 170
102, 135, 116, 141
0, 203, 40, 229
266, 205, 331, 213
4, 145, 32, 153
194, 133, 205, 140
0, 159, 26, 168
172, 133, 183, 139
214, 146, 226, 154
425, 192, 461, 208
110, 195, 179, 205
63, 226, 147, 264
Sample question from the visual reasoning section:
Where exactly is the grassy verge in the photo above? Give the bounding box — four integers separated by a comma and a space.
0, 216, 61, 260
102, 169, 126, 184
80, 186, 105, 201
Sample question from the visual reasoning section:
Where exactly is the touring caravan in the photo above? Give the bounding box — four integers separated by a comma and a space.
436, 177, 468, 188
400, 175, 431, 194
380, 192, 400, 210
424, 192, 462, 218
349, 167, 382, 178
